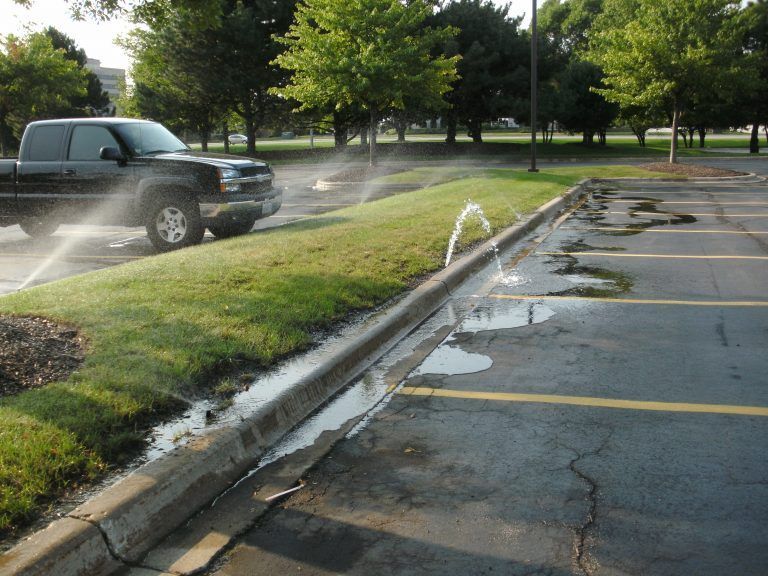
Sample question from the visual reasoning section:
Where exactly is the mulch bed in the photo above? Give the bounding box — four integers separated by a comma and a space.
639, 162, 746, 178
0, 316, 86, 398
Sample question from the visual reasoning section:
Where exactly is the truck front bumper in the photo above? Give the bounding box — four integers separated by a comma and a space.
199, 186, 283, 221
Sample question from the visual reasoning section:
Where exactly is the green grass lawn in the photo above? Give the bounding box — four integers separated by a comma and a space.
0, 165, 672, 537
200, 132, 763, 158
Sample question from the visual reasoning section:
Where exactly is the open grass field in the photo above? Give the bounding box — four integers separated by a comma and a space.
201, 131, 763, 159
0, 165, 676, 538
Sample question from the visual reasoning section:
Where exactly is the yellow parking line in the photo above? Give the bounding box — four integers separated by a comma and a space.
583, 211, 768, 217
561, 227, 768, 235
399, 387, 768, 417
489, 294, 768, 307
538, 251, 768, 261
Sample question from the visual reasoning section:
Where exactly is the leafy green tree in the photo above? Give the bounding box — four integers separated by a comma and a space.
589, 0, 743, 162
12, 0, 222, 27
0, 32, 87, 155
123, 0, 294, 153
538, 0, 603, 61
556, 60, 617, 144
120, 25, 224, 149
531, 0, 605, 144
44, 27, 110, 116
272, 0, 459, 165
432, 0, 528, 143
218, 0, 297, 154
738, 0, 768, 153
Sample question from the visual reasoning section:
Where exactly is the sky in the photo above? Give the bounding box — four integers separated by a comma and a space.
0, 0, 534, 71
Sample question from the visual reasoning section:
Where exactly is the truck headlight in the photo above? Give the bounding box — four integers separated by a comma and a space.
218, 168, 241, 193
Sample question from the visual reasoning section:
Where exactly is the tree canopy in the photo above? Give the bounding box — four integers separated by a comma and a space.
433, 0, 528, 143
0, 32, 87, 155
588, 0, 743, 162
272, 0, 459, 164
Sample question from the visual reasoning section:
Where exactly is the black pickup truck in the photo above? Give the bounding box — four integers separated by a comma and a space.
0, 118, 282, 251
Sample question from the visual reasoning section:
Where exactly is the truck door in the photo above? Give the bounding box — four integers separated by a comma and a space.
60, 124, 136, 224
15, 124, 66, 219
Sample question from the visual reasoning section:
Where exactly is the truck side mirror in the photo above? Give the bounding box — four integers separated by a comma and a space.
100, 146, 126, 163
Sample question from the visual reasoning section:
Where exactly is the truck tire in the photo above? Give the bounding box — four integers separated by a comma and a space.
19, 218, 59, 238
208, 218, 257, 239
145, 194, 205, 251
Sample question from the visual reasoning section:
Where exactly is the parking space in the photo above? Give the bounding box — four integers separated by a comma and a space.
210, 176, 768, 576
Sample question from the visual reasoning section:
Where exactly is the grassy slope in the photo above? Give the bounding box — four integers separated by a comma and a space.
0, 165, 666, 535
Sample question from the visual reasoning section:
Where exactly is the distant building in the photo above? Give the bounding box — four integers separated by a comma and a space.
85, 58, 125, 114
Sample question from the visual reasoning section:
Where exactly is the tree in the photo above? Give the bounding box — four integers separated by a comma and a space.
589, 0, 743, 163
556, 60, 618, 144
0, 33, 87, 155
539, 0, 603, 61
432, 0, 528, 143
12, 0, 222, 27
44, 27, 110, 116
272, 0, 459, 165
122, 0, 295, 153
738, 0, 768, 153
217, 0, 297, 155
120, 26, 224, 148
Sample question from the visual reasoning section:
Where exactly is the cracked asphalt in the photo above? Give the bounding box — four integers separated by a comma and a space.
204, 173, 768, 576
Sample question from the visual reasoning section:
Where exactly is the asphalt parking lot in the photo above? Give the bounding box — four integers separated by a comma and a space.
206, 175, 768, 575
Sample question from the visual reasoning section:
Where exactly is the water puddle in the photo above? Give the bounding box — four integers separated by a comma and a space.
256, 371, 390, 468
456, 301, 555, 332
411, 301, 555, 376
411, 342, 493, 376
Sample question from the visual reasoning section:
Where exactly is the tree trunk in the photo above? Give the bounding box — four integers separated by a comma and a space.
445, 112, 457, 144
223, 121, 230, 154
632, 126, 646, 147
200, 126, 209, 152
697, 127, 706, 148
669, 105, 680, 164
750, 122, 760, 154
598, 129, 607, 146
582, 131, 594, 145
369, 108, 377, 167
360, 128, 368, 146
466, 118, 483, 143
332, 112, 348, 148
394, 118, 407, 142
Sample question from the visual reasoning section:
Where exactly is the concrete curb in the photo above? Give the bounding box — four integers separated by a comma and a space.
0, 180, 588, 576
314, 180, 424, 192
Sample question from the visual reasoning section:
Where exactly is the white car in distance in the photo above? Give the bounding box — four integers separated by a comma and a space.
228, 133, 248, 145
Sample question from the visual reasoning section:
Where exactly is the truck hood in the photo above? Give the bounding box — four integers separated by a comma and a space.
146, 151, 269, 170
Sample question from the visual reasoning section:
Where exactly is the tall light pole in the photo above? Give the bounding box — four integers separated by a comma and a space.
529, 0, 539, 173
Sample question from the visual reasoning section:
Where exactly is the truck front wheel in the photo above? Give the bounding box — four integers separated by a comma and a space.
145, 195, 205, 251
19, 218, 59, 238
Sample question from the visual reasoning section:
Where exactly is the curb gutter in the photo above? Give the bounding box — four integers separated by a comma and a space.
0, 180, 589, 576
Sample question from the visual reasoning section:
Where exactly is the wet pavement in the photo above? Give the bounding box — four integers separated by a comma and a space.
205, 176, 768, 576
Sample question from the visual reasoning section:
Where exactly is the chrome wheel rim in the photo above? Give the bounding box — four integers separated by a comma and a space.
155, 206, 187, 243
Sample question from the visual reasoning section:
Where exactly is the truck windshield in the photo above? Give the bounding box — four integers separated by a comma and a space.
114, 122, 189, 156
